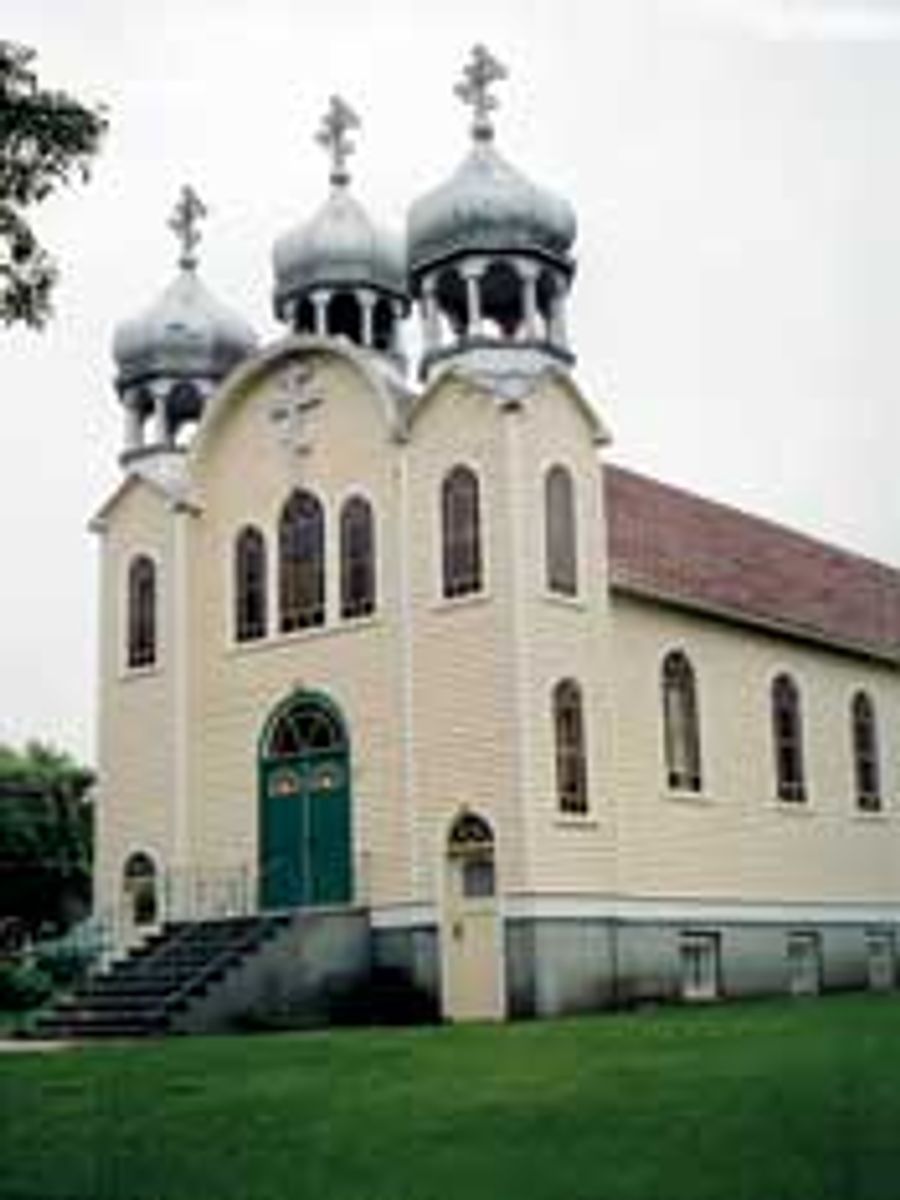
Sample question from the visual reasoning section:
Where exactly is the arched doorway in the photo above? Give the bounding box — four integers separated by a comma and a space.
441, 811, 504, 1021
258, 692, 352, 910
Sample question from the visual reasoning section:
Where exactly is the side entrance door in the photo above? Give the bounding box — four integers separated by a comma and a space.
259, 695, 352, 910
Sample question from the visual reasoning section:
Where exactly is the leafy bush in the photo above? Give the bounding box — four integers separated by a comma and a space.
34, 945, 93, 987
0, 961, 53, 1011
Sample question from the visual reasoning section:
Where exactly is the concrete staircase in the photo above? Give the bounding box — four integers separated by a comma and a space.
34, 914, 293, 1039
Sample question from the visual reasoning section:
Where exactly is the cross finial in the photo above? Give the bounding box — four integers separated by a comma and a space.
454, 44, 508, 142
168, 184, 207, 271
315, 95, 361, 188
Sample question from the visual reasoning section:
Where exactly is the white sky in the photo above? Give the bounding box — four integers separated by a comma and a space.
1, 0, 899, 761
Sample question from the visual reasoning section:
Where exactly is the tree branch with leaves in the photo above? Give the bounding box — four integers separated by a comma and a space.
0, 40, 107, 328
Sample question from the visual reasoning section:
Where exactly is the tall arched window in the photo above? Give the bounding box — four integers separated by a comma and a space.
442, 465, 482, 598
545, 464, 577, 596
123, 851, 157, 926
852, 691, 881, 812
340, 496, 376, 619
279, 490, 325, 632
234, 526, 267, 642
662, 651, 702, 792
553, 679, 589, 814
127, 555, 156, 668
772, 673, 806, 802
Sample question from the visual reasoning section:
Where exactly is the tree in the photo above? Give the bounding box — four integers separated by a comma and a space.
0, 741, 95, 939
0, 40, 107, 329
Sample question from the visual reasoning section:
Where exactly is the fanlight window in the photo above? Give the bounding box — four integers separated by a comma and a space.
772, 673, 806, 802
852, 691, 881, 811
123, 851, 157, 926
662, 651, 702, 792
340, 495, 376, 619
447, 811, 496, 899
279, 489, 325, 632
127, 555, 157, 669
441, 465, 482, 598
264, 697, 346, 760
234, 526, 267, 642
545, 464, 577, 596
553, 679, 589, 814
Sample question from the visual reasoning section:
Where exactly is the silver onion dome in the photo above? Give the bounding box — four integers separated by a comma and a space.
113, 268, 258, 389
407, 138, 576, 278
272, 96, 408, 330
272, 186, 406, 319
113, 186, 257, 390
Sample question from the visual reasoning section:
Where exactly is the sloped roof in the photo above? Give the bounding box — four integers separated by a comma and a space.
605, 465, 900, 663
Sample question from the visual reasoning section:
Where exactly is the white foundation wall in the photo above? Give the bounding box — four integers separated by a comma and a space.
609, 593, 900, 907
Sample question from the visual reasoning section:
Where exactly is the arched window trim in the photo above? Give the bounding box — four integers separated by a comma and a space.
772, 672, 807, 803
553, 678, 589, 815
339, 493, 377, 620
662, 650, 703, 793
234, 525, 268, 643
126, 553, 157, 670
544, 463, 578, 597
851, 690, 881, 812
279, 488, 326, 633
441, 463, 484, 600
123, 849, 159, 927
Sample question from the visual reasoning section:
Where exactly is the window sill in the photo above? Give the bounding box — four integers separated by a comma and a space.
852, 809, 890, 823
430, 591, 492, 614
541, 590, 587, 612
770, 799, 816, 816
119, 663, 162, 682
226, 614, 382, 656
663, 789, 714, 807
554, 815, 599, 830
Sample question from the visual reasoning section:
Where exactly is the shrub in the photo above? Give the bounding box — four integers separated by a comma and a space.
0, 961, 54, 1011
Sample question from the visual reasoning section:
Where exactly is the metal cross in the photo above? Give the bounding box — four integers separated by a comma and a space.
315, 95, 361, 188
454, 44, 508, 140
268, 363, 324, 460
168, 184, 207, 271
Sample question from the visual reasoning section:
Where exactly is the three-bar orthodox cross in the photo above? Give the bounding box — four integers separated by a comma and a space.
169, 184, 207, 271
454, 44, 508, 141
315, 95, 361, 188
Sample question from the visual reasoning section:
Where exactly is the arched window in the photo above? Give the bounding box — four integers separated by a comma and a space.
545, 464, 577, 596
852, 691, 881, 811
662, 651, 702, 792
772, 673, 806, 802
279, 490, 325, 632
123, 851, 157, 926
234, 526, 267, 642
340, 496, 376, 619
127, 555, 156, 668
553, 679, 589, 814
442, 465, 482, 598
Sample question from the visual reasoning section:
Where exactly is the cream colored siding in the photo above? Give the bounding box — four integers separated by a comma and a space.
610, 594, 900, 905
95, 482, 174, 918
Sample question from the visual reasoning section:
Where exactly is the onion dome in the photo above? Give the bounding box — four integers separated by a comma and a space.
407, 135, 576, 277
406, 47, 577, 379
112, 186, 257, 461
271, 96, 408, 355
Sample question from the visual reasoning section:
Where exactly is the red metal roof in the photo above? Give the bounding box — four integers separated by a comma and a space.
605, 465, 900, 662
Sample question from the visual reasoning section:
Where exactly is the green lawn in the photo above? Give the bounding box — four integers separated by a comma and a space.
1, 994, 898, 1200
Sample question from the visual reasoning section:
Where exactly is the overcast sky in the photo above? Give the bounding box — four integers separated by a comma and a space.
2, 0, 899, 760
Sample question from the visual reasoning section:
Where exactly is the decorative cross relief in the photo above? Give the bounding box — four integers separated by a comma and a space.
454, 44, 508, 140
267, 363, 325, 462
168, 184, 207, 271
315, 94, 361, 188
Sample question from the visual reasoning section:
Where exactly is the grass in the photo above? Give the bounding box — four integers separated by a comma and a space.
1, 993, 899, 1200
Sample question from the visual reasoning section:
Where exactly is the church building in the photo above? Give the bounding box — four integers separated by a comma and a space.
88, 47, 900, 1025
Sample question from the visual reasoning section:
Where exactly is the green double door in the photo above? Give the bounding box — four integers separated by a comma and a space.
260, 751, 351, 910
